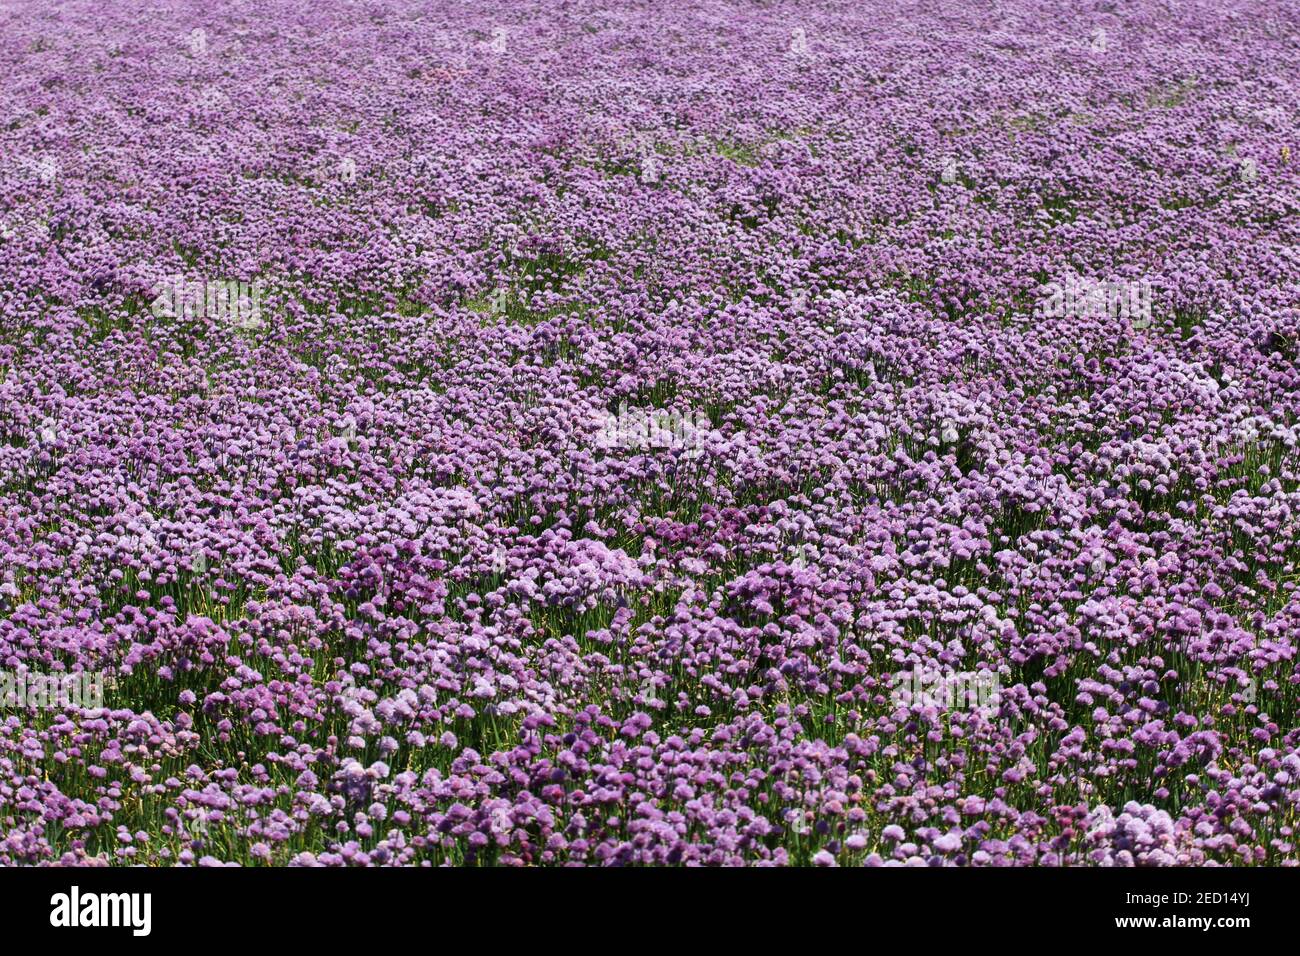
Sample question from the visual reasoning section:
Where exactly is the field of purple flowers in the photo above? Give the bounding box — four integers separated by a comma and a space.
0, 0, 1297, 867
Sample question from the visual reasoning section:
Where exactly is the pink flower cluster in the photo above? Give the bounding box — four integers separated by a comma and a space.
0, 0, 1297, 865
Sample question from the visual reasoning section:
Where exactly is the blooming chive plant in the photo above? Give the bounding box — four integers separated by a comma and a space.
0, 0, 1297, 868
